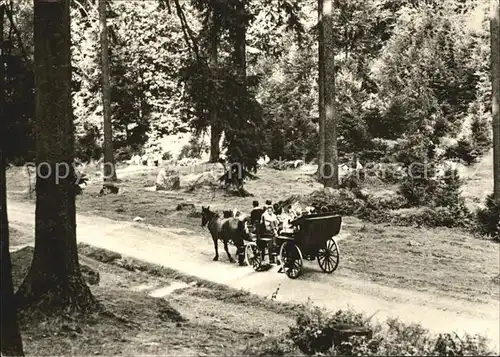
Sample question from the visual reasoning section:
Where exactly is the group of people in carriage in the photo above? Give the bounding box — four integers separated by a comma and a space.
247, 199, 318, 265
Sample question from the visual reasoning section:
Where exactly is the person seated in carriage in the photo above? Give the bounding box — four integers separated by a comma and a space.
260, 204, 279, 263
249, 200, 264, 230
278, 205, 296, 234
261, 205, 279, 236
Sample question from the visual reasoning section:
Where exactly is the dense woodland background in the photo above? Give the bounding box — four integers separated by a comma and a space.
4, 0, 493, 166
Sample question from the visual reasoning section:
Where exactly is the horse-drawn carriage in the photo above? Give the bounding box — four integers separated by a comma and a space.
244, 212, 341, 279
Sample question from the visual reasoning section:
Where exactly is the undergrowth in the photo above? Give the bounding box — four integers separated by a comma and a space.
243, 301, 496, 356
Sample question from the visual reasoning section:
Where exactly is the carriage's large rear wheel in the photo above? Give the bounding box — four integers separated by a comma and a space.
317, 238, 340, 273
245, 242, 264, 271
279, 241, 303, 279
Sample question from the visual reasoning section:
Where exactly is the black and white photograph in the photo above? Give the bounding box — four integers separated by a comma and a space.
1, 0, 499, 355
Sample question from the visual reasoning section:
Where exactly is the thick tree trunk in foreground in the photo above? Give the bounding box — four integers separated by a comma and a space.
317, 0, 325, 176
99, 0, 116, 182
15, 0, 96, 311
209, 12, 222, 163
322, 0, 339, 188
0, 150, 24, 357
0, 5, 25, 355
492, 0, 500, 199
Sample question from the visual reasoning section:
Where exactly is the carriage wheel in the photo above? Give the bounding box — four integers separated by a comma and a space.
245, 243, 264, 271
317, 238, 340, 273
279, 241, 303, 279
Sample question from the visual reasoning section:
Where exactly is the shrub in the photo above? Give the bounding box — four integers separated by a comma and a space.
398, 174, 440, 208
288, 302, 370, 355
432, 333, 493, 356
444, 138, 480, 165
470, 114, 491, 153
178, 136, 208, 160
115, 145, 137, 162
75, 123, 102, 162
303, 188, 366, 216
249, 303, 496, 357
347, 321, 493, 356
476, 194, 500, 240
162, 151, 172, 160
433, 168, 463, 207
387, 204, 474, 229
365, 191, 407, 211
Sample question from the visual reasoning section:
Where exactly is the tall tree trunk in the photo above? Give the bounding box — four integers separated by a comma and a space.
209, 11, 222, 163
317, 0, 325, 177
0, 5, 24, 355
232, 0, 247, 191
99, 0, 116, 182
322, 0, 339, 188
492, 0, 500, 200
15, 0, 96, 311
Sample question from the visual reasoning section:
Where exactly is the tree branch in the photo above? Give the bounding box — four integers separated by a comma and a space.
4, 4, 31, 65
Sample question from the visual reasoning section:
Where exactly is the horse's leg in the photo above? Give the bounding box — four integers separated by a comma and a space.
223, 239, 235, 263
212, 236, 219, 261
236, 244, 246, 266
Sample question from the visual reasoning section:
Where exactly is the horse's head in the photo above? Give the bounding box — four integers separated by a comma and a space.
201, 206, 212, 227
222, 210, 234, 218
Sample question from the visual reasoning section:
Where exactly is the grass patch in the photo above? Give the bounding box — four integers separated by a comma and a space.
339, 217, 500, 302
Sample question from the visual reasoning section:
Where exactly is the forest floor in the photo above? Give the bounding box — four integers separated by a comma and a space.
10, 245, 295, 356
6, 150, 500, 354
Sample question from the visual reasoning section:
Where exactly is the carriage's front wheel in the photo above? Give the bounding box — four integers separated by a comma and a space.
279, 241, 303, 279
245, 242, 264, 271
317, 238, 340, 273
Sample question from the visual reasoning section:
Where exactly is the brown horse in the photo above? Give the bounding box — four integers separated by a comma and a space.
201, 206, 248, 266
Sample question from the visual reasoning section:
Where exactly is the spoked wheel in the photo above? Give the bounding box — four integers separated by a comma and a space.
245, 242, 264, 271
317, 238, 340, 273
279, 241, 303, 279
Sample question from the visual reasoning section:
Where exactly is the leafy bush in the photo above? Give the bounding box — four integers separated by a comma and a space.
476, 194, 500, 241
75, 123, 102, 162
470, 114, 491, 153
347, 321, 493, 356
289, 181, 473, 229
432, 333, 493, 356
162, 151, 172, 160
398, 174, 439, 208
302, 188, 366, 216
365, 191, 407, 211
381, 204, 473, 230
444, 138, 480, 165
287, 301, 370, 355
178, 136, 208, 160
115, 145, 137, 162
246, 304, 496, 356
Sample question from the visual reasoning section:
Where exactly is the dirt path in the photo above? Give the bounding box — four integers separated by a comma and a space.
7, 200, 500, 351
